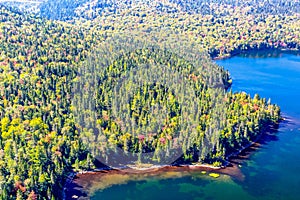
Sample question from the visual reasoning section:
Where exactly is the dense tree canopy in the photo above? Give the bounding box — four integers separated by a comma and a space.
0, 0, 296, 199
73, 39, 280, 168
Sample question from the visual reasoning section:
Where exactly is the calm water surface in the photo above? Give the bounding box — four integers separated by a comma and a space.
91, 53, 300, 200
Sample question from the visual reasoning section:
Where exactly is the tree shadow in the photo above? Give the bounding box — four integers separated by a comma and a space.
219, 122, 280, 181
227, 117, 298, 196
65, 178, 88, 200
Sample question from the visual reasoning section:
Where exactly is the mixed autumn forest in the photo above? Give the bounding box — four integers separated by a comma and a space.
0, 0, 299, 199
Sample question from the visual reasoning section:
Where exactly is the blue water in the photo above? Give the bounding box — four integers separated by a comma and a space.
219, 53, 300, 119
90, 53, 300, 200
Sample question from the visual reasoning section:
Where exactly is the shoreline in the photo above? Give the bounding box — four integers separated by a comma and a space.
64, 164, 227, 200
212, 47, 300, 60
64, 121, 280, 199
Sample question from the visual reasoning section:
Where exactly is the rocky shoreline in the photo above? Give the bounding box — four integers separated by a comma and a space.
63, 162, 222, 200
64, 128, 279, 200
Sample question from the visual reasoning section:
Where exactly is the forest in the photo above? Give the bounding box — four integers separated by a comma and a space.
0, 0, 298, 199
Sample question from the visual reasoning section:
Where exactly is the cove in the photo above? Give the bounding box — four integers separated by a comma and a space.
68, 52, 300, 200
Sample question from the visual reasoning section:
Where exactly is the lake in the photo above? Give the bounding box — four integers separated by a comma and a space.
72, 52, 300, 200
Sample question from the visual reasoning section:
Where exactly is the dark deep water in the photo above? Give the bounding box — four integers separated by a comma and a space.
89, 53, 300, 200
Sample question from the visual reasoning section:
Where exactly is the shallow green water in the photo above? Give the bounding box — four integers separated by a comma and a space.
91, 53, 300, 200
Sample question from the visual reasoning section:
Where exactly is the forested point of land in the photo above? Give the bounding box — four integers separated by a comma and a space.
0, 0, 298, 199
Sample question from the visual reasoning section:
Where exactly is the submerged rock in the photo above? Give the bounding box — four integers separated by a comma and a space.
209, 173, 220, 178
